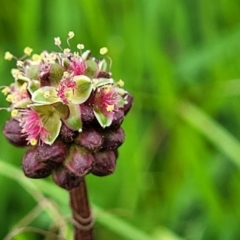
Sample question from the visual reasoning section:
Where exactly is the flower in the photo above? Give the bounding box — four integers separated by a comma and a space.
20, 109, 50, 145
2, 32, 133, 189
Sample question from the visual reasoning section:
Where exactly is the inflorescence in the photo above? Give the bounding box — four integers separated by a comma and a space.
2, 32, 133, 190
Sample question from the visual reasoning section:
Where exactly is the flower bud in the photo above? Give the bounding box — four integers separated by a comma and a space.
37, 140, 68, 164
91, 151, 116, 176
80, 103, 95, 124
3, 118, 27, 147
103, 128, 125, 150
110, 110, 124, 129
64, 145, 93, 177
123, 93, 133, 116
52, 166, 82, 190
22, 147, 53, 178
60, 123, 78, 143
74, 128, 103, 151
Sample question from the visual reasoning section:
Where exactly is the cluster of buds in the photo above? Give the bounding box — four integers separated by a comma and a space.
2, 32, 133, 190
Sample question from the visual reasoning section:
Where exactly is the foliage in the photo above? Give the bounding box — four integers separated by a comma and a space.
1, 0, 240, 239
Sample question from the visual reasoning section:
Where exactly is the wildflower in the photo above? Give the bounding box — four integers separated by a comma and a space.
2, 33, 133, 188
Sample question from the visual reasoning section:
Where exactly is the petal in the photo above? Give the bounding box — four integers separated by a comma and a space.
84, 60, 98, 78
67, 75, 93, 104
63, 103, 82, 131
31, 86, 61, 104
34, 105, 62, 145
50, 63, 64, 86
93, 107, 112, 128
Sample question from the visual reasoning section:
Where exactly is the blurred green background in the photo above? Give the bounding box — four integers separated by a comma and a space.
1, 0, 240, 239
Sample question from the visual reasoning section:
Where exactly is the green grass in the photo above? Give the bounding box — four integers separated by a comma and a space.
1, 0, 240, 239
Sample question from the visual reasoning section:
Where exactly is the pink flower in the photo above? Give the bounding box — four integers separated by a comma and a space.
20, 109, 50, 145
57, 78, 77, 104
94, 86, 119, 118
70, 58, 86, 75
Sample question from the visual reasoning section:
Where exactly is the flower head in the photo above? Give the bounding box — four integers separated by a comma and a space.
2, 33, 133, 188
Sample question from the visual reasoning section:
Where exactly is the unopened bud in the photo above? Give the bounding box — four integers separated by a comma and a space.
60, 123, 78, 143
37, 140, 68, 164
103, 128, 125, 150
22, 147, 53, 178
52, 166, 82, 190
110, 110, 124, 129
64, 145, 93, 177
74, 128, 103, 151
91, 151, 116, 176
80, 104, 95, 124
123, 93, 133, 116
3, 118, 27, 147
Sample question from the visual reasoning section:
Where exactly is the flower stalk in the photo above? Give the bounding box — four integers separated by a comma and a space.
70, 178, 93, 240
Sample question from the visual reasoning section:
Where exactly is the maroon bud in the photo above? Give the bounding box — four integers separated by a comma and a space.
74, 128, 103, 151
60, 123, 78, 143
123, 93, 133, 116
3, 118, 27, 147
103, 128, 125, 150
97, 71, 111, 78
91, 151, 117, 176
22, 147, 52, 178
37, 140, 68, 164
110, 110, 124, 129
80, 104, 95, 124
52, 166, 82, 190
64, 145, 93, 177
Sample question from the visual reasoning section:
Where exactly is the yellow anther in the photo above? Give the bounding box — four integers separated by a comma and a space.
63, 71, 70, 77
2, 87, 11, 95
54, 37, 61, 46
100, 47, 108, 55
44, 91, 50, 98
11, 109, 19, 117
30, 138, 37, 146
106, 105, 114, 112
77, 44, 85, 50
17, 61, 24, 67
4, 51, 13, 61
32, 54, 41, 62
24, 47, 33, 56
104, 85, 111, 93
49, 53, 57, 60
11, 69, 21, 78
6, 94, 13, 102
64, 48, 71, 54
117, 79, 124, 87
68, 31, 75, 39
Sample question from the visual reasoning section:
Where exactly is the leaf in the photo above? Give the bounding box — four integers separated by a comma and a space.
66, 75, 93, 104
31, 86, 60, 104
63, 103, 82, 131
93, 107, 112, 128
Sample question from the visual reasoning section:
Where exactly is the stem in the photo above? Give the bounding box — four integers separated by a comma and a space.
70, 178, 94, 240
